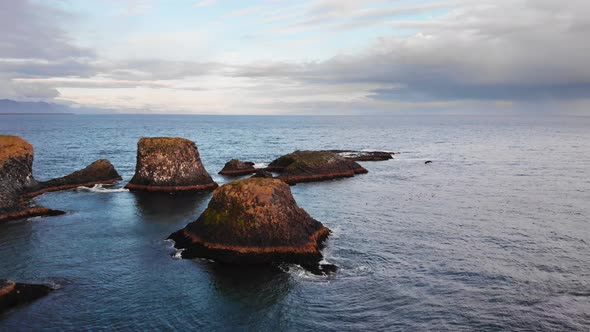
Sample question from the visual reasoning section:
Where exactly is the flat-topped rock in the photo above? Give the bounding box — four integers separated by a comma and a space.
125, 137, 218, 192
0, 279, 54, 314
218, 159, 256, 176
169, 178, 333, 274
326, 150, 394, 161
266, 150, 368, 185
31, 159, 122, 196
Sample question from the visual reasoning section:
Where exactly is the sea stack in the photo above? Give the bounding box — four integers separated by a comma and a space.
266, 150, 368, 185
125, 137, 218, 192
218, 159, 256, 176
0, 135, 62, 221
0, 279, 54, 314
169, 178, 333, 274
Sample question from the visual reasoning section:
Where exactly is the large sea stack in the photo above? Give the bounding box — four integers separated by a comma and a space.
218, 159, 256, 176
0, 135, 62, 221
125, 137, 218, 192
0, 279, 54, 314
1, 135, 122, 222
169, 178, 333, 273
266, 150, 368, 185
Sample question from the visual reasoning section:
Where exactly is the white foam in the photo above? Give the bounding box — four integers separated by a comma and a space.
172, 249, 185, 259
75, 184, 129, 193
253, 162, 268, 169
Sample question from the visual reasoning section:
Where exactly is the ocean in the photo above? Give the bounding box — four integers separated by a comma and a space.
0, 114, 589, 331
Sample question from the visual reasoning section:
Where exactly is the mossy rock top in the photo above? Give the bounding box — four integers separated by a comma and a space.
182, 178, 328, 248
127, 136, 216, 190
0, 135, 33, 164
267, 150, 367, 183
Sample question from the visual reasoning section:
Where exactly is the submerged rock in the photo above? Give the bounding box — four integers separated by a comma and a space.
0, 135, 121, 222
169, 178, 333, 274
251, 169, 273, 178
266, 150, 368, 185
218, 159, 256, 176
0, 279, 54, 314
30, 159, 122, 197
125, 137, 218, 192
326, 150, 394, 161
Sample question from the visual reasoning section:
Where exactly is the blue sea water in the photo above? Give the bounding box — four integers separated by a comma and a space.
0, 114, 589, 331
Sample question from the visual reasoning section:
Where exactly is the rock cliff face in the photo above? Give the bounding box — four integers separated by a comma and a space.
218, 159, 256, 176
266, 150, 368, 185
0, 136, 62, 221
169, 178, 333, 273
0, 135, 122, 222
0, 279, 54, 314
125, 137, 218, 192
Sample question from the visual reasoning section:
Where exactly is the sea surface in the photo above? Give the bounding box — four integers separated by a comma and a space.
0, 114, 589, 331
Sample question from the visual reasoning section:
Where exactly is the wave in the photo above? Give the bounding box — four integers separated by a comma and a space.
75, 184, 129, 193
253, 162, 268, 168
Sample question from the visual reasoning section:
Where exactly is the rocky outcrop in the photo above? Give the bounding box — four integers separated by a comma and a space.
266, 150, 368, 185
326, 150, 394, 161
251, 169, 273, 178
0, 136, 63, 222
1, 135, 121, 222
125, 137, 218, 192
29, 159, 122, 197
169, 178, 334, 274
218, 159, 256, 176
0, 279, 54, 314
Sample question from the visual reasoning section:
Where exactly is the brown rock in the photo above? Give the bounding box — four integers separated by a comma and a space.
0, 279, 54, 314
218, 159, 256, 176
251, 169, 273, 178
0, 136, 62, 222
266, 150, 367, 185
125, 137, 218, 192
29, 159, 122, 197
169, 178, 333, 274
1, 135, 121, 222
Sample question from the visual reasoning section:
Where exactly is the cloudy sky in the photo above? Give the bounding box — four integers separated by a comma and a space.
1, 0, 589, 114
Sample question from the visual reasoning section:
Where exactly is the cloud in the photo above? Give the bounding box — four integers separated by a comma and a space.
0, 0, 95, 101
2, 0, 589, 113
230, 0, 590, 104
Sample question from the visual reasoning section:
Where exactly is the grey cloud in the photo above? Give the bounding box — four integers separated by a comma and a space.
0, 1, 93, 60
232, 0, 590, 103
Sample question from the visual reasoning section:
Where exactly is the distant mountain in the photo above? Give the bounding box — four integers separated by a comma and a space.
0, 99, 70, 114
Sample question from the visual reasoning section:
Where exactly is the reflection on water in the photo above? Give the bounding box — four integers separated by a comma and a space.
205, 263, 292, 309
131, 191, 212, 223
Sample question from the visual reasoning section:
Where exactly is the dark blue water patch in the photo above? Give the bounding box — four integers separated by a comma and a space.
0, 114, 589, 331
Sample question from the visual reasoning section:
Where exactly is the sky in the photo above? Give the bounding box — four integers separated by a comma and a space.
0, 0, 589, 115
